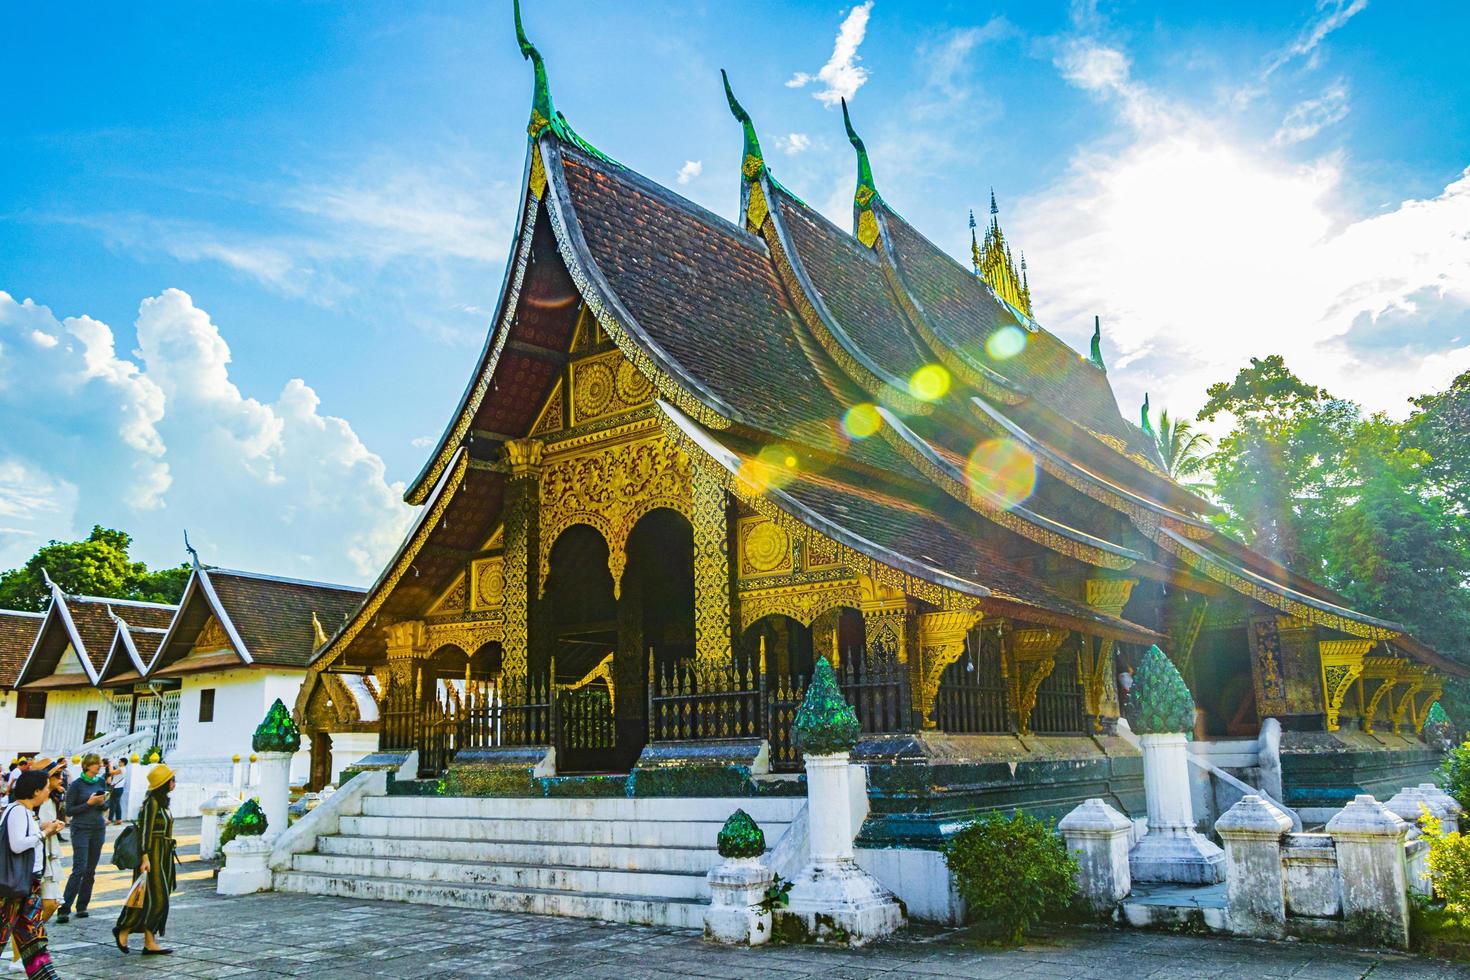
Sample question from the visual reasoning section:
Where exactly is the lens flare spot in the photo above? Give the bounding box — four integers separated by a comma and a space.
736, 444, 798, 493
966, 438, 1038, 509
842, 403, 883, 439
986, 325, 1027, 360
908, 364, 951, 401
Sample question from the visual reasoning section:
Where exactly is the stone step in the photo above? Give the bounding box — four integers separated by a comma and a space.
272, 870, 705, 929
319, 833, 724, 875
337, 814, 790, 850
360, 794, 802, 825
291, 852, 709, 900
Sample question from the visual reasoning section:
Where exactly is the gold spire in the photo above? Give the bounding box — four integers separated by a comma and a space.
974, 191, 1034, 319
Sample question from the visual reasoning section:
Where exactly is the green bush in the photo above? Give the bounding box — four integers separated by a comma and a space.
943, 810, 1079, 944
1440, 739, 1470, 812
1423, 809, 1470, 915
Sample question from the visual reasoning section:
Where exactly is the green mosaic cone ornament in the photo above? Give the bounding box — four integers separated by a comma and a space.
716, 809, 766, 859
228, 798, 268, 838
1125, 645, 1195, 736
1425, 701, 1454, 744
794, 656, 860, 756
252, 698, 302, 753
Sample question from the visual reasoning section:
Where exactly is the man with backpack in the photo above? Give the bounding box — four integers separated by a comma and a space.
55, 755, 108, 924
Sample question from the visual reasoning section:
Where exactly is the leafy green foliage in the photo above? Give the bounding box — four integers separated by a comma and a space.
1150, 409, 1213, 485
944, 811, 1078, 944
0, 526, 189, 611
760, 878, 792, 911
1440, 740, 1470, 812
1422, 809, 1470, 915
1125, 645, 1196, 735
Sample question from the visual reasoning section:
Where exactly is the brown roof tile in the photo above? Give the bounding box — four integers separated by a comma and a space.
0, 612, 42, 688
206, 570, 365, 669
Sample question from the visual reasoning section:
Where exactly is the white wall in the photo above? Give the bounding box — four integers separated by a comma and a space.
0, 696, 46, 764
39, 689, 112, 757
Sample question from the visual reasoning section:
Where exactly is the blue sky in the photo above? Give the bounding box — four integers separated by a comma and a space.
3, 0, 1469, 584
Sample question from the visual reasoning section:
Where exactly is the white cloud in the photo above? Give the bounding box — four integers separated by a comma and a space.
777, 133, 812, 155
676, 160, 703, 186
1273, 81, 1350, 145
787, 2, 875, 107
0, 289, 412, 582
1021, 28, 1470, 427
1265, 0, 1369, 75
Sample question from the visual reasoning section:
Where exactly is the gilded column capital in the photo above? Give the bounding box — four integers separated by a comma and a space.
1319, 638, 1373, 732
1389, 664, 1430, 734
858, 575, 908, 616
917, 610, 982, 730
1009, 626, 1069, 736
383, 619, 426, 659
1085, 578, 1137, 618
504, 438, 545, 478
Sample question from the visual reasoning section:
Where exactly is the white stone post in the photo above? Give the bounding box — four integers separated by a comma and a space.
231, 755, 244, 797
255, 751, 293, 841
199, 792, 242, 861
705, 857, 775, 946
1058, 798, 1133, 912
1130, 732, 1225, 883
1384, 786, 1440, 836
1418, 783, 1463, 833
217, 836, 272, 896
126, 763, 155, 821
1215, 795, 1292, 938
1326, 795, 1410, 949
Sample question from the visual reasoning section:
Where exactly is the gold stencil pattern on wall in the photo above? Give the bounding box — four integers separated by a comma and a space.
738, 516, 794, 578
570, 349, 655, 425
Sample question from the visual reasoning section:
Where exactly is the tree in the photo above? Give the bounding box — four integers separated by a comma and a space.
1152, 409, 1213, 485
1197, 355, 1358, 575
1406, 367, 1470, 518
0, 526, 189, 612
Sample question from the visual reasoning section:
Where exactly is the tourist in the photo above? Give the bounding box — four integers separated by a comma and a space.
112, 764, 176, 955
106, 759, 126, 825
4, 762, 27, 795
0, 770, 64, 978
56, 753, 108, 923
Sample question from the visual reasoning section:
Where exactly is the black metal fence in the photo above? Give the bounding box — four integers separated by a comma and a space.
648, 657, 763, 742
1032, 651, 1088, 734
933, 640, 1010, 734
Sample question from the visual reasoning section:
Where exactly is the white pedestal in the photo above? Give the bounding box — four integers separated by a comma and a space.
199, 792, 242, 861
1215, 795, 1292, 938
217, 836, 273, 896
1130, 733, 1224, 884
781, 752, 905, 946
704, 857, 774, 945
255, 751, 292, 841
1327, 795, 1410, 949
1058, 798, 1133, 912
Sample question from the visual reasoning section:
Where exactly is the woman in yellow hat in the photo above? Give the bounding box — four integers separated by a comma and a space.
111, 765, 176, 955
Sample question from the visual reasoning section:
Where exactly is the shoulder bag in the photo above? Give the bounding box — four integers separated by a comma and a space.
0, 804, 36, 900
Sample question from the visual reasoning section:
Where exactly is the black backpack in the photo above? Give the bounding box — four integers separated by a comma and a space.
113, 819, 142, 871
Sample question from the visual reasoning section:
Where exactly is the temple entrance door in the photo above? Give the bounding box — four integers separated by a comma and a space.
618, 509, 696, 771
308, 731, 333, 791
543, 525, 620, 773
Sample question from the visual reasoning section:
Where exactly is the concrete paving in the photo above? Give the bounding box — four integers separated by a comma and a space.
37, 833, 1468, 980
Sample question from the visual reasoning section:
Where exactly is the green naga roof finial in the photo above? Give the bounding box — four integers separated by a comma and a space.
1140, 393, 1154, 437
793, 656, 860, 756
1090, 315, 1106, 371
515, 0, 561, 140
253, 697, 302, 753
1124, 645, 1196, 735
841, 98, 881, 247
721, 69, 765, 182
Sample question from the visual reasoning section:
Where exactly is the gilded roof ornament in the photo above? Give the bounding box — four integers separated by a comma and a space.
1140, 393, 1155, 438
1090, 316, 1106, 372
514, 0, 566, 141
974, 191, 1035, 319
841, 98, 881, 248
720, 69, 766, 182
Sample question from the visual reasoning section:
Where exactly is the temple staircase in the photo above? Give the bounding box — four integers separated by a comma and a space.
272, 794, 803, 928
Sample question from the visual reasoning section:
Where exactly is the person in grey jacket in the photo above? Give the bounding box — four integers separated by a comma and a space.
56, 755, 108, 924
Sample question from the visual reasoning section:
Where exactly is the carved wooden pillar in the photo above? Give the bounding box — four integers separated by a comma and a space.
502, 438, 544, 690
381, 619, 426, 752
690, 462, 733, 668
858, 576, 913, 721
916, 610, 981, 729
1319, 639, 1373, 732
1008, 627, 1069, 736
1085, 578, 1137, 729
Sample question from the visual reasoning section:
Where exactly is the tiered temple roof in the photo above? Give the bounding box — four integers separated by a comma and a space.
312, 6, 1464, 680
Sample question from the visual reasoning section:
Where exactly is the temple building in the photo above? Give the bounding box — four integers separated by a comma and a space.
10, 561, 369, 813
301, 5, 1463, 847
0, 610, 46, 762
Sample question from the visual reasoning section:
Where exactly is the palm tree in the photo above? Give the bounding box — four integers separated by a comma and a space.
1153, 410, 1214, 485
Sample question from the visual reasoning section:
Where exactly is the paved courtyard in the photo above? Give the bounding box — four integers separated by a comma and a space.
34, 820, 1467, 980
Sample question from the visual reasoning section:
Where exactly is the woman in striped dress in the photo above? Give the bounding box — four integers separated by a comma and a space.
112, 765, 176, 956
